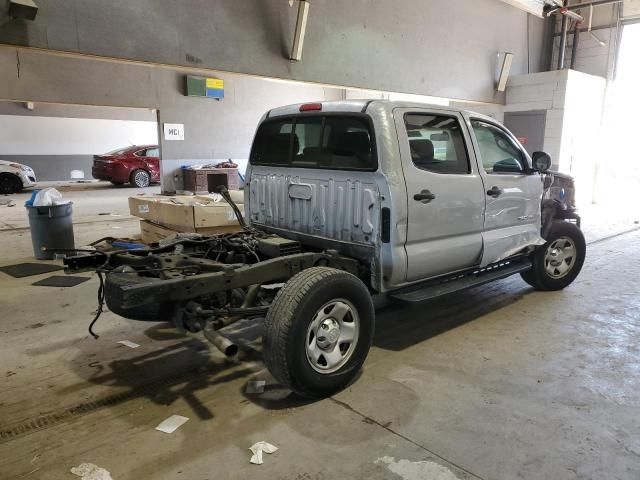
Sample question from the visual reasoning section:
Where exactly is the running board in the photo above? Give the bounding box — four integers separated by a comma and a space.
390, 259, 532, 303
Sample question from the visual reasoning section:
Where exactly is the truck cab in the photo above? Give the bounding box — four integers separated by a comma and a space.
246, 100, 562, 293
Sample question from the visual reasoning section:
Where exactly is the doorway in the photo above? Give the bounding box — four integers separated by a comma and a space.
595, 23, 640, 208
0, 101, 159, 185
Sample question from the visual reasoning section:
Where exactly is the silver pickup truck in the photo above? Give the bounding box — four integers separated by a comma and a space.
66, 100, 585, 398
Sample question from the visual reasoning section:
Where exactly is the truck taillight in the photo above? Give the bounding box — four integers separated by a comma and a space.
299, 103, 322, 112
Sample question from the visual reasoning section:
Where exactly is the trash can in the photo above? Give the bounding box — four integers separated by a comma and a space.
26, 203, 75, 260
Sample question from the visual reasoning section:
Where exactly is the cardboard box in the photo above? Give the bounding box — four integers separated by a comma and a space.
129, 194, 244, 232
139, 220, 241, 244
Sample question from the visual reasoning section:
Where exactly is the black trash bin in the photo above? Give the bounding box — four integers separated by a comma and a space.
26, 203, 75, 260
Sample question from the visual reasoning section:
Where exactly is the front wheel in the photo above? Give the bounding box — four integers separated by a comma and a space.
521, 221, 586, 291
263, 267, 375, 398
0, 174, 22, 194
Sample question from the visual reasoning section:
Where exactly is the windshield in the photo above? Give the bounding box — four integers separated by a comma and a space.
250, 115, 376, 171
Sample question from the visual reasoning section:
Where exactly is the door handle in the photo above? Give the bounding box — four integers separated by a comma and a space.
487, 186, 503, 197
414, 189, 436, 203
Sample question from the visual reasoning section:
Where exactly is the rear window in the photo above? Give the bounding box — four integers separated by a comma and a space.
250, 115, 376, 171
103, 147, 132, 156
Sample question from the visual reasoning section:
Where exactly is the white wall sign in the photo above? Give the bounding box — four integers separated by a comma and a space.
163, 123, 184, 141
499, 0, 544, 18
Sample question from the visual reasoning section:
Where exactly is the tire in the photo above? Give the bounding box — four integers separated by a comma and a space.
0, 173, 22, 194
110, 181, 125, 186
263, 267, 375, 398
521, 221, 586, 291
104, 272, 172, 322
130, 169, 150, 188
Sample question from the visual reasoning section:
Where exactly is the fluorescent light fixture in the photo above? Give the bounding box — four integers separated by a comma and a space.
290, 0, 310, 62
497, 52, 514, 92
8, 0, 38, 21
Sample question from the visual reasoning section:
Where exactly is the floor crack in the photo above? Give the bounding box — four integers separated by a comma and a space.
329, 397, 486, 480
586, 226, 640, 246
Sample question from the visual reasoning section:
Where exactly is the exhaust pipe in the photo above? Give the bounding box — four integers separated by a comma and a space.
203, 326, 238, 357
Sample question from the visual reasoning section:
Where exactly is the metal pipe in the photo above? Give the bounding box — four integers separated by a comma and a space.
566, 0, 623, 10
571, 23, 581, 69
203, 326, 238, 356
560, 7, 585, 22
241, 284, 260, 309
558, 14, 569, 69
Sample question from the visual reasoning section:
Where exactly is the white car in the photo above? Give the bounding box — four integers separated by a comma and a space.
0, 160, 37, 194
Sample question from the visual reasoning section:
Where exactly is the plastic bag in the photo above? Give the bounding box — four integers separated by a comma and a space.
33, 187, 69, 206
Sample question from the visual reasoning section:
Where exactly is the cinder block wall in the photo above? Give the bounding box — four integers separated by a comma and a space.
505, 69, 606, 205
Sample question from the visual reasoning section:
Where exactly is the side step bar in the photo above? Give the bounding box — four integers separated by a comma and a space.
390, 259, 532, 303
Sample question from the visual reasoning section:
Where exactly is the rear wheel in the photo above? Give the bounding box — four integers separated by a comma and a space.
521, 221, 586, 291
263, 267, 375, 398
130, 169, 150, 188
0, 174, 22, 194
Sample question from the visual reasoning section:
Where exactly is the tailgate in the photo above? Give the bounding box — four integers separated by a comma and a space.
248, 169, 380, 246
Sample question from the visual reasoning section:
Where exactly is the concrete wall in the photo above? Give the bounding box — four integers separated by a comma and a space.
505, 69, 606, 205
0, 47, 344, 190
0, 103, 158, 181
551, 26, 619, 79
549, 1, 640, 80
505, 70, 569, 168
0, 0, 546, 104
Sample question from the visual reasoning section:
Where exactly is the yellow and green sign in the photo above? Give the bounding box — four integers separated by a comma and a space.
186, 75, 224, 99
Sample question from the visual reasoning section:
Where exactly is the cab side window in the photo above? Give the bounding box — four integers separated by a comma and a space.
404, 114, 470, 174
471, 120, 526, 174
146, 148, 159, 157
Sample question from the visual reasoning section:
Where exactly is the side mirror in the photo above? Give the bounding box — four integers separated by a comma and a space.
532, 151, 551, 172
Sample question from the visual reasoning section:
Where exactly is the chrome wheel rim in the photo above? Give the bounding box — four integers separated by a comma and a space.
544, 236, 577, 279
134, 171, 149, 187
305, 299, 359, 374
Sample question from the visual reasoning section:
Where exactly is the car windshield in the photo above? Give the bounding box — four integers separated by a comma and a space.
103, 147, 133, 156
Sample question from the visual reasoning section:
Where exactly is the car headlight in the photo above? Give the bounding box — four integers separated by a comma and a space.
9, 163, 31, 172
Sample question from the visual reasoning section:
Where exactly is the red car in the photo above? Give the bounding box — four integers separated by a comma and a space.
92, 145, 160, 187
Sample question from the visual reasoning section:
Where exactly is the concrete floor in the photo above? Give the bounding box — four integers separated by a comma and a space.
1, 185, 640, 479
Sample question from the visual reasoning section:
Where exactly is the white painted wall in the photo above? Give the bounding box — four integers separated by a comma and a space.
0, 115, 158, 155
505, 69, 606, 205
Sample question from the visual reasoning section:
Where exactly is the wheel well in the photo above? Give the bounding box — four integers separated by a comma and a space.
0, 172, 23, 189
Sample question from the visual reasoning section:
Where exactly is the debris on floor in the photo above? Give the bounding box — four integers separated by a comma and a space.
375, 456, 460, 480
31, 275, 90, 287
117, 340, 140, 349
245, 380, 266, 394
70, 462, 113, 480
249, 441, 278, 465
0, 263, 63, 278
155, 415, 189, 434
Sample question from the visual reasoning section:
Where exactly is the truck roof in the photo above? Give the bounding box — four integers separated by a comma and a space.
266, 99, 494, 122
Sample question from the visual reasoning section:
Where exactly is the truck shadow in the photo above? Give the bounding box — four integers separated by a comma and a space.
62, 278, 530, 422
372, 278, 531, 351
62, 328, 259, 421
